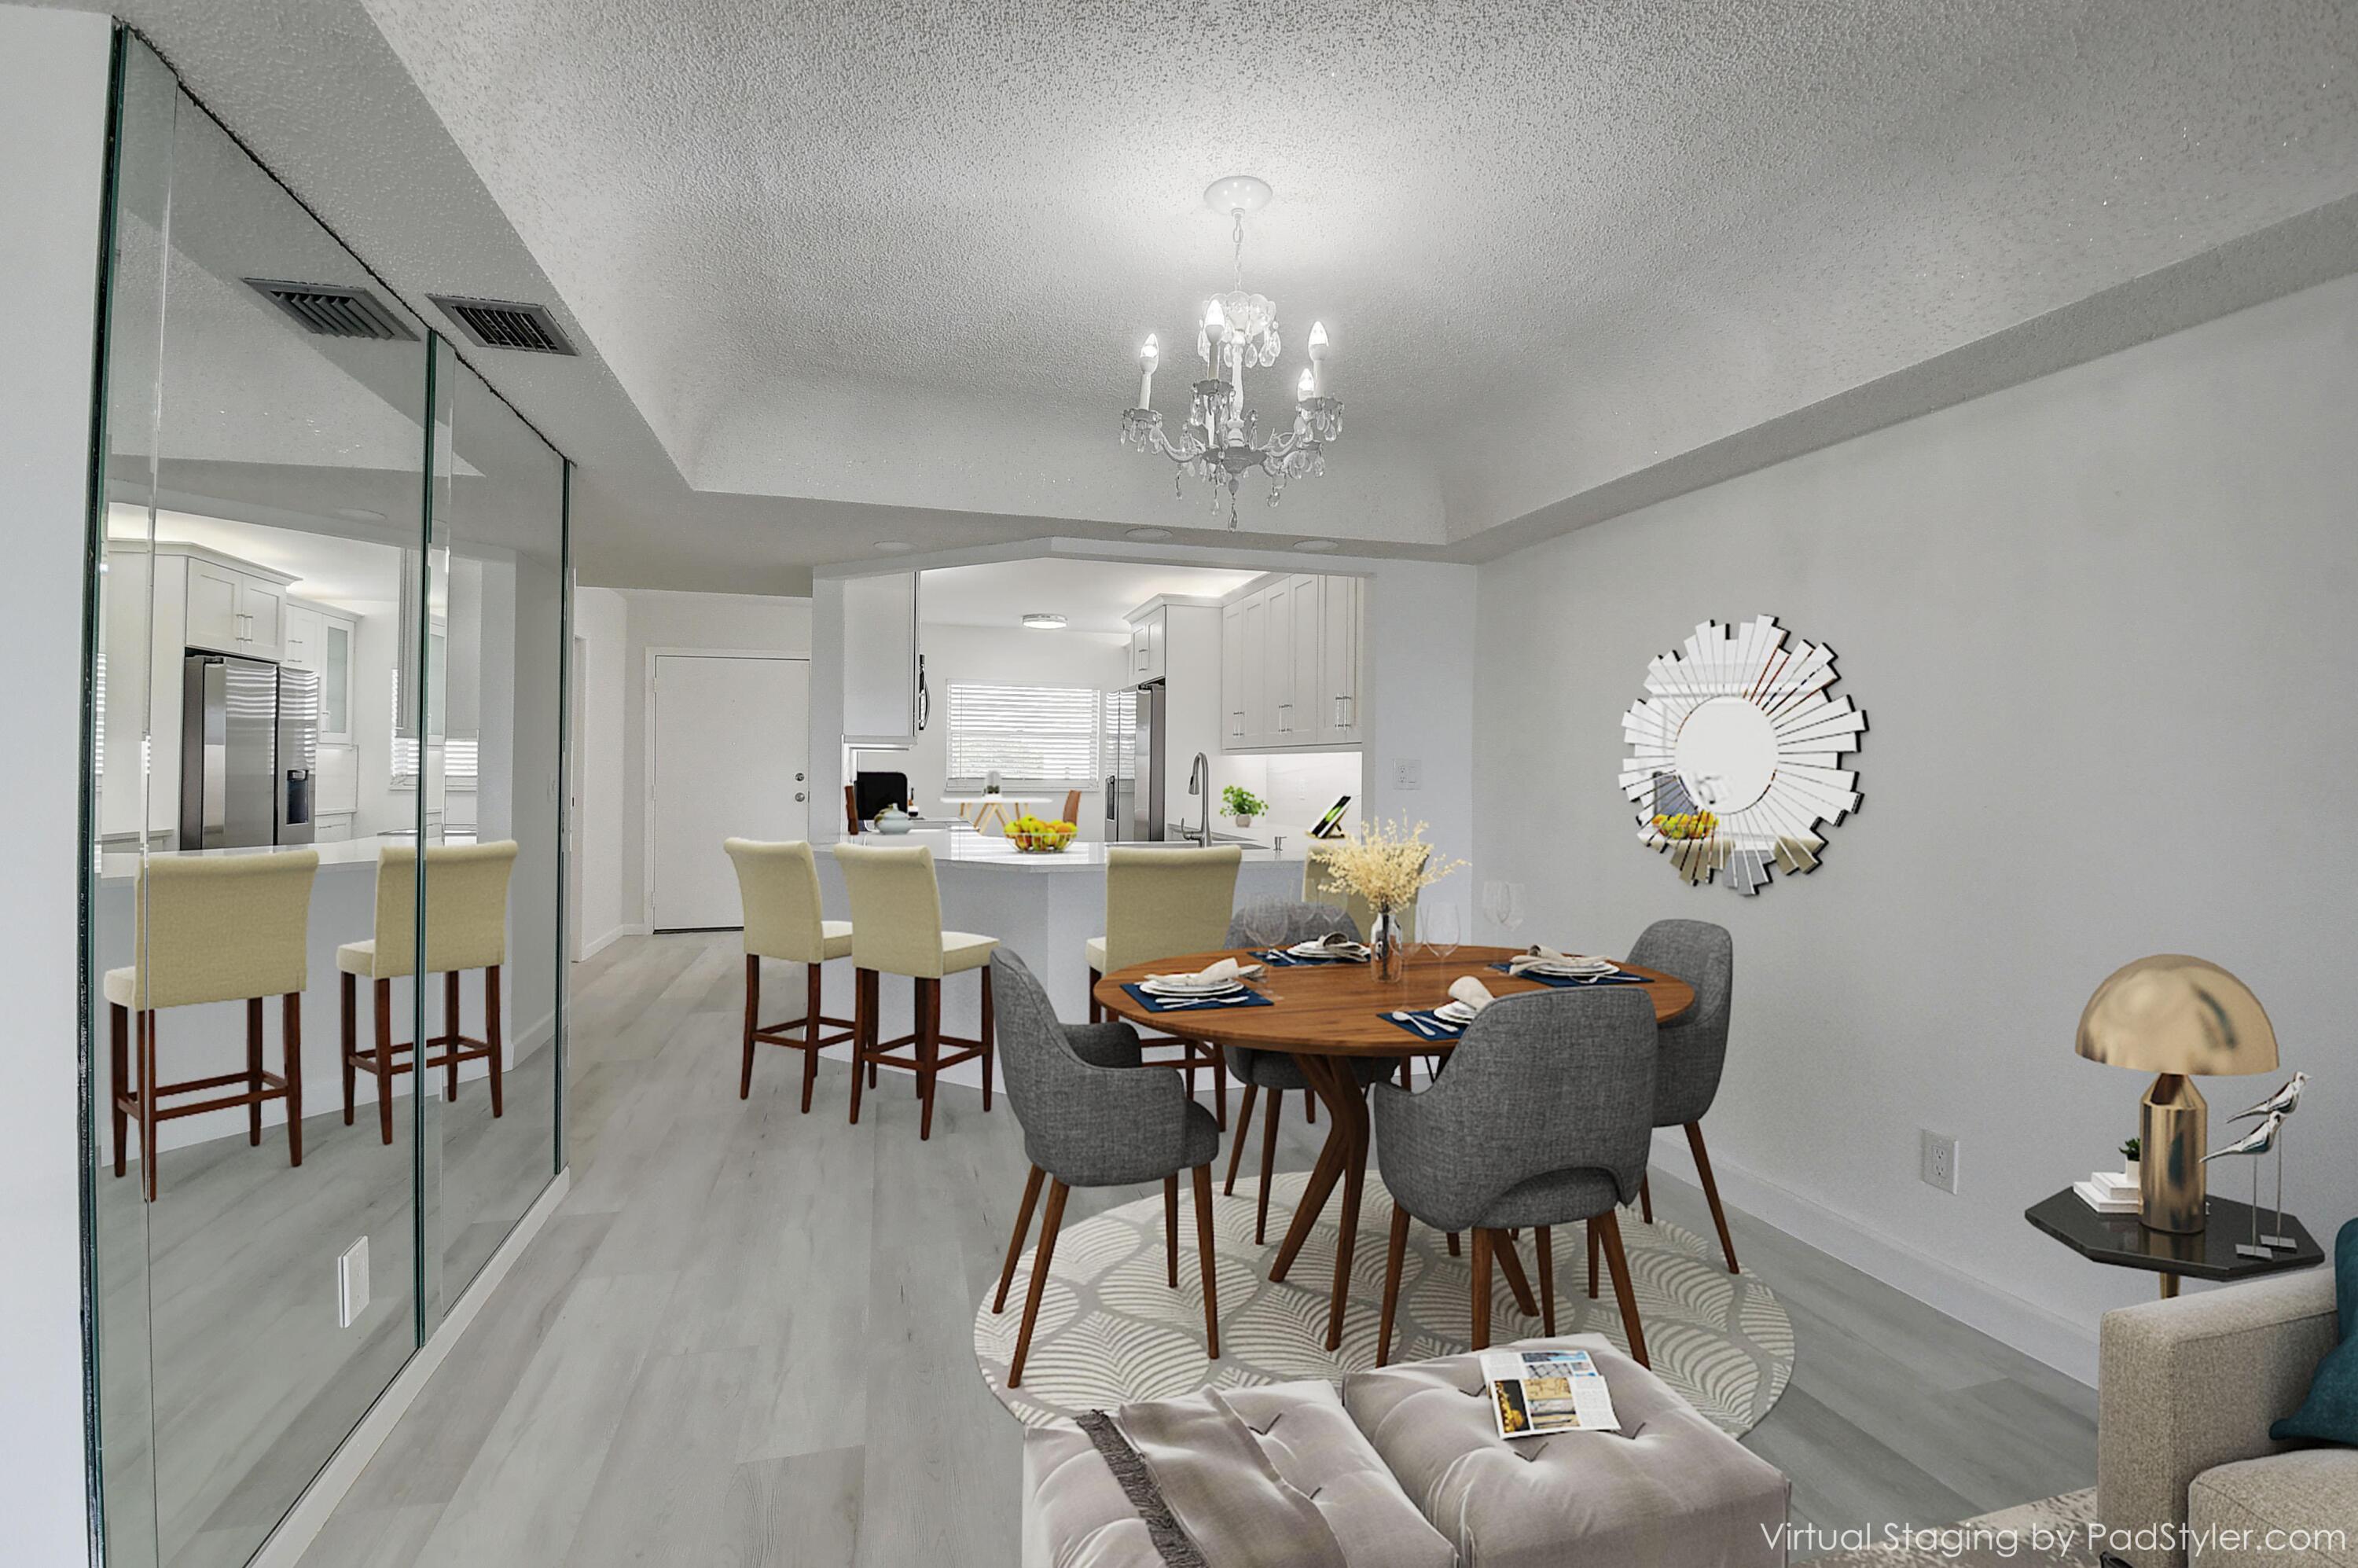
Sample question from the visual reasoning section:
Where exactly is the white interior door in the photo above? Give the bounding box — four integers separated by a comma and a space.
652, 653, 809, 930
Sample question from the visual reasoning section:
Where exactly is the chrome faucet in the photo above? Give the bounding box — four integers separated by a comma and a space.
1185, 751, 1211, 847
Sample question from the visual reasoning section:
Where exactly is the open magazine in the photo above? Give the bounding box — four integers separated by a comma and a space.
1481, 1348, 1621, 1438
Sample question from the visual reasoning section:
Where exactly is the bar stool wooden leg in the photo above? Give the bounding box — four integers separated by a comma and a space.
373, 978, 395, 1146
979, 965, 995, 1113
847, 968, 872, 1126
283, 991, 303, 1168
916, 976, 942, 1140
800, 962, 821, 1114
1223, 1082, 1258, 1196
740, 954, 760, 1100
138, 1011, 158, 1203
110, 1004, 129, 1179
443, 971, 463, 1102
863, 968, 880, 1089
340, 972, 356, 1126
247, 997, 265, 1146
486, 964, 504, 1118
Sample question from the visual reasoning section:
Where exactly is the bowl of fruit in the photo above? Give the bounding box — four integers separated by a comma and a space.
1006, 815, 1078, 853
1650, 810, 1718, 842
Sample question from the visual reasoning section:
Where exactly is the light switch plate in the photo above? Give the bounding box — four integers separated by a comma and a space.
1392, 758, 1422, 791
337, 1236, 371, 1327
1919, 1129, 1958, 1194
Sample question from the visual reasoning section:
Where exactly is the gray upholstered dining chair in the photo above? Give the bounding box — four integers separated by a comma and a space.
1371, 986, 1658, 1367
1220, 900, 1397, 1244
987, 949, 1222, 1387
1592, 918, 1740, 1296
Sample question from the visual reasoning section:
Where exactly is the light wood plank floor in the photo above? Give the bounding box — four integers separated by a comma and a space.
299, 932, 2095, 1566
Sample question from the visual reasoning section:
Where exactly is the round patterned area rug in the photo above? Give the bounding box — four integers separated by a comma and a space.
973, 1169, 1793, 1436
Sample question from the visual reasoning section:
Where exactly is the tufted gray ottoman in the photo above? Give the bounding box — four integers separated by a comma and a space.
1344, 1335, 1791, 1568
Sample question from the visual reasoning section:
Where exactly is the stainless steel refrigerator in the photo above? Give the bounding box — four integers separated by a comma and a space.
1104, 679, 1166, 842
179, 652, 319, 850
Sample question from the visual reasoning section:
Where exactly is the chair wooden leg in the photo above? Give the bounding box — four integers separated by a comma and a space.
1535, 1226, 1555, 1335
1305, 1088, 1316, 1125
1192, 1162, 1220, 1361
1495, 1229, 1541, 1317
1212, 1050, 1226, 1130
740, 954, 759, 1100
1588, 1217, 1600, 1298
1378, 1203, 1411, 1366
138, 1011, 158, 1203
110, 1004, 128, 1178
1469, 1228, 1493, 1351
801, 963, 821, 1114
916, 977, 942, 1140
1255, 1082, 1284, 1245
340, 972, 356, 1126
1087, 971, 1103, 1024
1447, 1231, 1460, 1258
1595, 1209, 1649, 1368
246, 997, 265, 1146
1163, 1173, 1180, 1288
847, 968, 871, 1126
443, 970, 462, 1102
1640, 1173, 1653, 1225
863, 968, 880, 1089
486, 964, 504, 1118
1008, 1179, 1070, 1388
979, 964, 995, 1113
283, 991, 304, 1167
1687, 1122, 1739, 1273
1224, 1083, 1258, 1196
994, 1165, 1044, 1313
373, 979, 395, 1146
1398, 1057, 1411, 1089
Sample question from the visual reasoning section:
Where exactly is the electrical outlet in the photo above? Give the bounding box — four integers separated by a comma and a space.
1919, 1129, 1959, 1194
1392, 758, 1422, 791
337, 1236, 372, 1327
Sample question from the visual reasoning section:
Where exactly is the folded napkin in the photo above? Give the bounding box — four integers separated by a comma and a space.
1445, 975, 1497, 1014
1294, 932, 1369, 956
1506, 943, 1614, 977
1145, 957, 1265, 986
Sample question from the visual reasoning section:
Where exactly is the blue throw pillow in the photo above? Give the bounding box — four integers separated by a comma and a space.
2270, 1218, 2358, 1446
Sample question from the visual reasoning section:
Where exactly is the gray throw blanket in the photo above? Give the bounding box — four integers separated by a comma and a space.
1082, 1392, 1353, 1568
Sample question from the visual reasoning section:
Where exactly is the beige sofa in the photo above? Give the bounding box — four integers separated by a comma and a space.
2099, 1269, 2356, 1568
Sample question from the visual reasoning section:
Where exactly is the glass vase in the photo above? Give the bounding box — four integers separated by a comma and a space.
1373, 905, 1405, 983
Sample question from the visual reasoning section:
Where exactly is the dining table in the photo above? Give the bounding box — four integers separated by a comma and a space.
1092, 943, 1695, 1351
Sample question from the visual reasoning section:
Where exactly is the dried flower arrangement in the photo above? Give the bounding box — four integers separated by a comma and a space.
1313, 816, 1465, 911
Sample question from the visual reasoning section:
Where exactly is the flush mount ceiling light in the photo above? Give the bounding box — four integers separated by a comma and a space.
1121, 176, 1343, 530
874, 541, 913, 553
1126, 527, 1173, 542
1020, 613, 1068, 630
1291, 538, 1339, 553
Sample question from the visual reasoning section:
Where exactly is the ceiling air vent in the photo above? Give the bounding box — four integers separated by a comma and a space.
429, 295, 578, 355
244, 278, 418, 341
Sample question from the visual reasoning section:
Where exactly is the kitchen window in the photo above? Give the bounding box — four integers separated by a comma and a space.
946, 681, 1102, 792
388, 666, 479, 790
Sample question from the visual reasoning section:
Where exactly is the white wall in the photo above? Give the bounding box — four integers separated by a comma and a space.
1473, 270, 2358, 1382
0, 7, 113, 1561
1364, 560, 1480, 920
616, 589, 812, 924
573, 586, 628, 953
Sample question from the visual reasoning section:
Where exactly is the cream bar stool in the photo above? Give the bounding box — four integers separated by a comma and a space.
832, 841, 1000, 1140
338, 841, 519, 1145
108, 851, 320, 1202
724, 839, 858, 1111
1085, 846, 1243, 1126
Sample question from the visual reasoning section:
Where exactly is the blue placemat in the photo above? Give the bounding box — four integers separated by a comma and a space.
1121, 983, 1276, 1016
1380, 1008, 1467, 1041
1257, 948, 1370, 968
1489, 964, 1653, 990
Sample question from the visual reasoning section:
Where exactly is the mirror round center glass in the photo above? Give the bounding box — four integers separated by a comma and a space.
1673, 696, 1778, 812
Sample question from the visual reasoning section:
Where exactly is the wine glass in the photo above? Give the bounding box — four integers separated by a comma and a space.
1424, 902, 1462, 962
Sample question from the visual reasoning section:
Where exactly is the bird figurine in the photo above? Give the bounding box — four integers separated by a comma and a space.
2203, 1109, 2286, 1162
2231, 1071, 2306, 1122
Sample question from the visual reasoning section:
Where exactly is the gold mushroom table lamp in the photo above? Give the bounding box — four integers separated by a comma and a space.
2076, 955, 2278, 1235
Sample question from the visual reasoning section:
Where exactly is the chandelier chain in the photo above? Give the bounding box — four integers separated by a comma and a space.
1231, 208, 1245, 289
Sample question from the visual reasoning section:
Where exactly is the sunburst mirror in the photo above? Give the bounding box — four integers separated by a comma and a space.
1620, 616, 1865, 894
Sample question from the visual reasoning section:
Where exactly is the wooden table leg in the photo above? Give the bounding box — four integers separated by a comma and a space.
1291, 1055, 1371, 1351
1269, 1105, 1349, 1285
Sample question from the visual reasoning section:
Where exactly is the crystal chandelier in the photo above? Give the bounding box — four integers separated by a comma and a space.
1120, 176, 1342, 528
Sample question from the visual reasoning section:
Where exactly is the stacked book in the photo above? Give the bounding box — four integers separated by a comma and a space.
2074, 1170, 2139, 1214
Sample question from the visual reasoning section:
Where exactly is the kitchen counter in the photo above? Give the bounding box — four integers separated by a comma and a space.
849, 828, 1302, 871
98, 833, 473, 882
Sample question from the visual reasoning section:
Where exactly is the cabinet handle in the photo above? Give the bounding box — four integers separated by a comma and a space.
1277, 703, 1291, 733
1335, 696, 1352, 727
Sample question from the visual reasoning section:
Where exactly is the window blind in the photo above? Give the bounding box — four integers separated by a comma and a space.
947, 681, 1102, 790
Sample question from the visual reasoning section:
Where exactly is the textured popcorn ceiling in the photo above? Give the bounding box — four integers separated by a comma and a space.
53, 0, 2358, 582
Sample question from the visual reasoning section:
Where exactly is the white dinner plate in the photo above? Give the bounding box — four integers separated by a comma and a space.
1141, 979, 1247, 997
1434, 1000, 1481, 1024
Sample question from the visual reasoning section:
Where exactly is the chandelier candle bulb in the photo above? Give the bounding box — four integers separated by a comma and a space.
1308, 320, 1328, 395
1138, 335, 1157, 409
1297, 367, 1316, 402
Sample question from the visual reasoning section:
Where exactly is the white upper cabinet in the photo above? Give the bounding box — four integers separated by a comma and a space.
182, 550, 289, 661
1128, 604, 1167, 682
843, 570, 921, 744
1220, 573, 1366, 754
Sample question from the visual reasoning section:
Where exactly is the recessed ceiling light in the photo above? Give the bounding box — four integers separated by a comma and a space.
1020, 613, 1067, 630
1291, 538, 1339, 553
1126, 527, 1173, 542
874, 541, 913, 553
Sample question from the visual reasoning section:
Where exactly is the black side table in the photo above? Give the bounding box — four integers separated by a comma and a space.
2026, 1189, 2324, 1298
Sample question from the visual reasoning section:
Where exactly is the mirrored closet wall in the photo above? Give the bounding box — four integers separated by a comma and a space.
85, 32, 570, 1568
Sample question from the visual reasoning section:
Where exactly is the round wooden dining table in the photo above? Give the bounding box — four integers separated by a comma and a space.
1092, 944, 1694, 1351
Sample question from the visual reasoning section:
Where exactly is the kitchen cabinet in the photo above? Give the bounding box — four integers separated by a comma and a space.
1219, 572, 1366, 754
843, 570, 921, 745
183, 553, 289, 661
1127, 604, 1167, 682
284, 599, 359, 744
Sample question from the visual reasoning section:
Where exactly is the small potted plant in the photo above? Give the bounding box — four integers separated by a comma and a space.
1221, 784, 1267, 828
2119, 1137, 2141, 1181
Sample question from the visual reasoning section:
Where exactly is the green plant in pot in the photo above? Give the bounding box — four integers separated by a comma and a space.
2119, 1136, 2141, 1180
1221, 784, 1267, 827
